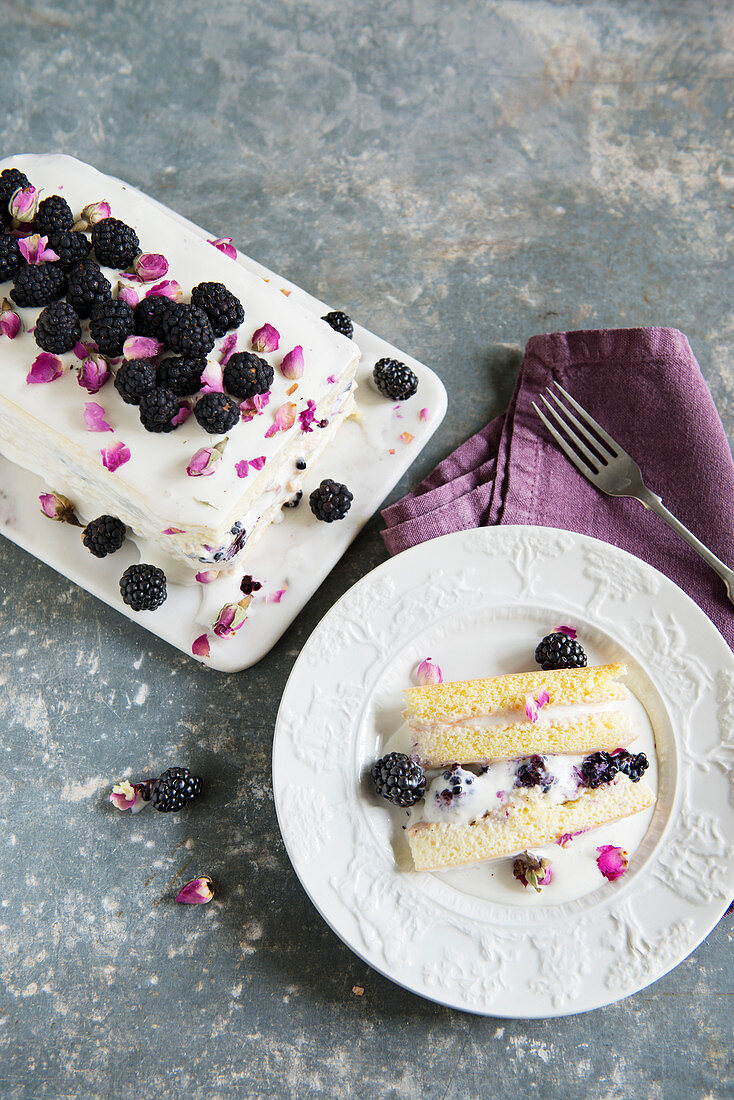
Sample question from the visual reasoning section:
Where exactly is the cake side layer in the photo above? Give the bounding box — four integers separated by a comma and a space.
404, 664, 628, 723
411, 710, 635, 767
407, 775, 655, 871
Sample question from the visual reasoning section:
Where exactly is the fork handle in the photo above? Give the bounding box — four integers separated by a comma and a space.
639, 490, 734, 605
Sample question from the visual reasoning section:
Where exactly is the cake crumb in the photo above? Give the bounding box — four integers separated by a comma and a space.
352, 985, 364, 996
286, 383, 298, 395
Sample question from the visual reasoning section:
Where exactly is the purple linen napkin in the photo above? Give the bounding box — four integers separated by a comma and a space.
382, 328, 734, 649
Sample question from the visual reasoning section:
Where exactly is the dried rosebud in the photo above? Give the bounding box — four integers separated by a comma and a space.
280, 345, 304, 379
73, 200, 111, 231
9, 185, 38, 224
252, 323, 280, 353
415, 657, 443, 686
213, 596, 251, 638
207, 237, 236, 260
265, 402, 297, 438
176, 876, 214, 904
122, 335, 163, 360
187, 437, 227, 477
134, 253, 168, 282
596, 845, 629, 882
524, 689, 550, 723
18, 233, 59, 265
39, 492, 79, 525
27, 353, 63, 384
191, 634, 211, 658
100, 440, 130, 472
0, 299, 22, 340
513, 851, 553, 892
77, 355, 110, 394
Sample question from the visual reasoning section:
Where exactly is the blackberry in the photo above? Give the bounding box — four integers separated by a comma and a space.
295, 458, 307, 471
534, 632, 587, 670
91, 217, 139, 268
371, 752, 425, 807
157, 355, 205, 396
515, 755, 553, 792
119, 563, 167, 611
190, 281, 244, 337
134, 294, 177, 341
0, 234, 22, 281
34, 301, 81, 354
66, 259, 111, 319
158, 303, 215, 358
194, 391, 239, 434
114, 358, 157, 405
222, 352, 273, 400
10, 263, 67, 307
580, 751, 619, 790
0, 168, 30, 223
240, 575, 262, 596
615, 750, 649, 783
321, 310, 353, 339
139, 387, 180, 433
309, 478, 353, 522
35, 195, 74, 236
432, 765, 476, 808
81, 514, 126, 558
373, 357, 418, 401
283, 490, 303, 508
46, 229, 91, 272
150, 767, 203, 813
89, 299, 135, 357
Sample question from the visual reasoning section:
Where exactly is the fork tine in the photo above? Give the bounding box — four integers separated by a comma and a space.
551, 381, 620, 456
543, 388, 614, 463
532, 402, 600, 480
538, 394, 608, 470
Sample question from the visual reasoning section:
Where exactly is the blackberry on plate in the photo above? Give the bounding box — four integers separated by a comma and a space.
134, 294, 177, 341
35, 194, 74, 236
47, 229, 91, 272
139, 386, 180, 433
194, 391, 239, 434
10, 263, 67, 307
89, 299, 135, 357
515, 755, 553, 792
535, 631, 587, 670
373, 357, 418, 401
119, 563, 167, 611
615, 750, 649, 783
150, 767, 203, 813
82, 514, 126, 557
371, 752, 425, 807
66, 259, 111, 318
114, 358, 157, 405
0, 233, 22, 281
309, 478, 353, 522
190, 281, 244, 338
34, 301, 81, 354
157, 355, 205, 396
0, 168, 30, 223
158, 303, 215, 358
321, 310, 353, 339
580, 751, 619, 790
91, 216, 139, 268
222, 351, 273, 400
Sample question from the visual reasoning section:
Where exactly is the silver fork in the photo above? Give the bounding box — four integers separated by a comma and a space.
533, 380, 734, 605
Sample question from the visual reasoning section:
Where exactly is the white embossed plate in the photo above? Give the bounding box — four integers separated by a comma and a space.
272, 526, 734, 1016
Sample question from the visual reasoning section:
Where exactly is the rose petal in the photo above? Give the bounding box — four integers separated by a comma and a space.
207, 237, 237, 260
297, 399, 317, 433
252, 323, 280, 353
265, 402, 297, 438
171, 402, 192, 427
123, 335, 163, 360
281, 347, 305, 382
110, 780, 139, 812
26, 353, 63, 384
525, 692, 539, 723
536, 689, 550, 708
176, 876, 214, 904
191, 634, 211, 658
195, 570, 217, 584
240, 391, 270, 421
0, 307, 22, 340
83, 402, 113, 433
18, 233, 59, 264
101, 440, 130, 472
596, 845, 629, 882
77, 355, 110, 394
145, 279, 182, 301
400, 432, 414, 444
116, 283, 139, 309
235, 460, 249, 478
261, 588, 286, 604
162, 527, 184, 535
326, 374, 337, 384
249, 455, 266, 470
419, 407, 429, 421
134, 252, 169, 282
415, 657, 443, 686
218, 333, 238, 366
555, 624, 578, 639
200, 361, 224, 394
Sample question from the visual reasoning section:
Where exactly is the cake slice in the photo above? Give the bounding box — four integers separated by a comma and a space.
405, 664, 633, 766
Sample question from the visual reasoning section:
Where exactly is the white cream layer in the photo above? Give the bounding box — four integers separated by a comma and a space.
410, 697, 631, 735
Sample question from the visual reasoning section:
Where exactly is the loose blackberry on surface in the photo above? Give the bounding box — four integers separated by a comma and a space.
321, 310, 353, 339
89, 299, 135, 357
157, 355, 205, 396
10, 263, 67, 307
194, 391, 239, 434
46, 229, 91, 271
114, 358, 157, 405
34, 194, 74, 236
309, 478, 353, 522
150, 767, 203, 813
372, 752, 426, 807
91, 216, 139, 268
222, 352, 273, 399
535, 632, 587, 670
158, 303, 215, 358
139, 387, 180, 433
373, 357, 418, 401
190, 281, 244, 337
134, 294, 177, 341
82, 515, 126, 558
0, 233, 23, 281
34, 301, 81, 354
0, 168, 30, 223
66, 260, 111, 318
119, 563, 167, 611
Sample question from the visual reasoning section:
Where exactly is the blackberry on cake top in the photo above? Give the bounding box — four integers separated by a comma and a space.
82, 515, 126, 558
309, 478, 353, 522
91, 216, 139, 268
89, 299, 135, 357
34, 194, 74, 236
46, 229, 91, 272
66, 259, 111, 318
119, 563, 167, 611
194, 391, 239, 434
139, 387, 180, 433
10, 263, 67, 307
157, 355, 205, 396
158, 303, 215, 358
222, 352, 273, 400
114, 358, 157, 405
134, 294, 177, 341
0, 233, 23, 281
0, 168, 30, 223
373, 357, 418, 401
322, 310, 353, 339
34, 301, 81, 354
190, 281, 244, 338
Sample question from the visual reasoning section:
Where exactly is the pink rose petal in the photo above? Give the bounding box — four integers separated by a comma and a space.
109, 780, 140, 812
280, 345, 304, 380
176, 876, 214, 904
134, 253, 169, 282
195, 570, 217, 584
162, 527, 184, 535
191, 634, 211, 659
596, 845, 629, 882
171, 402, 192, 427
235, 460, 249, 478
200, 360, 224, 393
0, 306, 21, 339
252, 323, 280, 353
208, 237, 237, 260
122, 335, 163, 360
240, 391, 270, 421
218, 333, 238, 366
84, 402, 113, 432
249, 455, 266, 470
265, 402, 297, 438
116, 284, 140, 309
419, 407, 429, 421
298, 399, 317, 433
77, 355, 110, 394
101, 440, 130, 472
26, 353, 63, 384
555, 624, 577, 639
416, 657, 443, 685
326, 374, 337, 384
145, 279, 182, 301
18, 234, 59, 265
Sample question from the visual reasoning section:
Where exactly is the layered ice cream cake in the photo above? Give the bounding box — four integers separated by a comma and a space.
0, 154, 360, 612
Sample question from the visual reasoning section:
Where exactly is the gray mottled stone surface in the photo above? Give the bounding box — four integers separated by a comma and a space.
1, 1, 732, 1097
